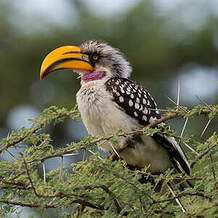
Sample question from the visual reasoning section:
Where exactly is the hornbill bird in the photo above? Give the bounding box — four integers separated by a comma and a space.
40, 40, 190, 177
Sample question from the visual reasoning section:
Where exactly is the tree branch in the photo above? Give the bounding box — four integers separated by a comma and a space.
152, 191, 212, 205
21, 153, 41, 198
190, 144, 217, 169
0, 200, 57, 208
0, 124, 44, 154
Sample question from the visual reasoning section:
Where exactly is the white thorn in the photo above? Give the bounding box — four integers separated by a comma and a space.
167, 96, 177, 106
42, 162, 46, 184
183, 142, 199, 155
48, 197, 56, 206
167, 96, 187, 113
167, 184, 186, 213
180, 117, 189, 137
63, 153, 79, 157
200, 119, 212, 137
195, 95, 211, 108
82, 149, 86, 161
176, 80, 180, 109
88, 150, 103, 160
7, 131, 10, 138
110, 144, 120, 158
148, 108, 177, 112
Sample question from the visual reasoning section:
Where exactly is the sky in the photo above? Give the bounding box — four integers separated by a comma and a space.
2, 0, 217, 50
171, 64, 218, 104
6, 0, 218, 32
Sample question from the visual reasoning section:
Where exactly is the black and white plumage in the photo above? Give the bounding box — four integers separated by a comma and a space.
105, 77, 161, 126
40, 40, 191, 175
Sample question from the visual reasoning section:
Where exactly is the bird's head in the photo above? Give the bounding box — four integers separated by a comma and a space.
40, 40, 132, 83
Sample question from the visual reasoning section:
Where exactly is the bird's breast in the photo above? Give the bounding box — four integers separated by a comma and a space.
76, 81, 139, 137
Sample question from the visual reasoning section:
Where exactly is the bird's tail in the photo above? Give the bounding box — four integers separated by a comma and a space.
172, 177, 193, 191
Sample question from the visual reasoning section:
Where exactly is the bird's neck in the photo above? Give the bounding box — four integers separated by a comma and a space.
81, 71, 106, 83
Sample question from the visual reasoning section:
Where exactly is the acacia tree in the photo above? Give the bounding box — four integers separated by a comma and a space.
0, 104, 217, 217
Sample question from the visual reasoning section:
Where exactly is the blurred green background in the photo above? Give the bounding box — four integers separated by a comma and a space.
0, 0, 217, 217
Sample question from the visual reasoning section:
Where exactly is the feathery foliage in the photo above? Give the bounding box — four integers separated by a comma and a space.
0, 105, 217, 217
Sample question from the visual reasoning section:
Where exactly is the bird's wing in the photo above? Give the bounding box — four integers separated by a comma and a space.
105, 77, 190, 175
105, 77, 161, 126
152, 134, 190, 175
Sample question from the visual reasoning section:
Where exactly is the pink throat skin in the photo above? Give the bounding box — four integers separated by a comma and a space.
81, 71, 106, 83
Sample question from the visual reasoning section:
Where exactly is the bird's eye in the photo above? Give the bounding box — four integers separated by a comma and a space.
91, 53, 99, 61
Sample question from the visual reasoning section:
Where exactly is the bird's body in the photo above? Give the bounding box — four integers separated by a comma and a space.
40, 40, 191, 175
77, 78, 173, 173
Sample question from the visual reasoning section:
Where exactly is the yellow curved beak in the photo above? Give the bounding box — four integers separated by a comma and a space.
40, 46, 94, 80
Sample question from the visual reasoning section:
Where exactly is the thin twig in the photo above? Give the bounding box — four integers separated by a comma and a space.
0, 199, 105, 211
195, 95, 213, 111
112, 171, 155, 202
0, 109, 79, 154
74, 184, 122, 212
0, 180, 30, 190
5, 150, 17, 161
36, 136, 50, 150
209, 152, 217, 191
139, 172, 202, 182
0, 200, 57, 208
70, 199, 105, 211
194, 201, 218, 216
59, 156, 63, 181
21, 153, 40, 197
154, 191, 212, 204
0, 124, 44, 153
100, 185, 122, 213
191, 144, 217, 169
139, 196, 147, 213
